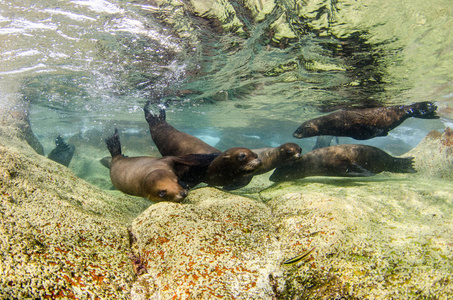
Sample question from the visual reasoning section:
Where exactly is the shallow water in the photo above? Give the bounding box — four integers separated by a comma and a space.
1, 1, 453, 298
0, 0, 451, 177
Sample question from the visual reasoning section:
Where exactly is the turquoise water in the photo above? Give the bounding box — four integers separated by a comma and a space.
0, 0, 452, 184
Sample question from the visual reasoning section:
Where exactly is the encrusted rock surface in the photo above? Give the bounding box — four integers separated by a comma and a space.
0, 133, 150, 298
130, 188, 280, 299
405, 127, 453, 180
130, 179, 453, 299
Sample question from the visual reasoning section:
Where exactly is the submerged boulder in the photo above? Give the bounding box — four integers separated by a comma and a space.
0, 132, 150, 298
406, 127, 453, 180
131, 178, 453, 299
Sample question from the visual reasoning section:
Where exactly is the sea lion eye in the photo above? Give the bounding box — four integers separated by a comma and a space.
238, 153, 247, 161
158, 190, 167, 198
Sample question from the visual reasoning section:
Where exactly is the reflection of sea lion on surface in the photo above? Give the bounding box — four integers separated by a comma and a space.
293, 102, 439, 140
48, 135, 75, 167
270, 144, 416, 182
105, 128, 197, 203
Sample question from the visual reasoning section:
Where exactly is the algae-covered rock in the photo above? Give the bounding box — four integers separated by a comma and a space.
0, 134, 150, 298
131, 177, 453, 299
262, 177, 453, 299
406, 127, 453, 180
130, 188, 281, 299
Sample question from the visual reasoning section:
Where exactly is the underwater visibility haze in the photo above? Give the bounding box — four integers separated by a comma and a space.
1, 0, 453, 298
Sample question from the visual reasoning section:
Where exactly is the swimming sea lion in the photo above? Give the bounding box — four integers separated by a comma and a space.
106, 129, 191, 203
252, 143, 302, 175
269, 144, 416, 182
144, 104, 221, 156
293, 102, 439, 140
205, 147, 262, 187
222, 143, 302, 190
48, 135, 75, 167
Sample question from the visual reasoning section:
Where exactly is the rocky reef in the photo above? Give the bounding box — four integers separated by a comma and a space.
1, 109, 453, 298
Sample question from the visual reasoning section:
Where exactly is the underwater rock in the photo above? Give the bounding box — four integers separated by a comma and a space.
0, 134, 150, 298
130, 188, 281, 299
0, 107, 44, 155
130, 181, 453, 299
406, 127, 453, 180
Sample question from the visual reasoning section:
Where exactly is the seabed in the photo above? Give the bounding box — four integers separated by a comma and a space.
1, 119, 452, 299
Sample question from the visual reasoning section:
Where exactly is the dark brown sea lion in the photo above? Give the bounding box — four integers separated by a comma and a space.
222, 143, 302, 190
251, 143, 302, 175
205, 147, 262, 187
269, 144, 416, 182
106, 129, 192, 203
144, 104, 221, 156
293, 102, 439, 140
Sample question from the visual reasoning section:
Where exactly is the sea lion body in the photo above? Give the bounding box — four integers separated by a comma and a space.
293, 102, 439, 140
144, 106, 221, 156
270, 144, 416, 182
106, 129, 189, 203
205, 147, 262, 187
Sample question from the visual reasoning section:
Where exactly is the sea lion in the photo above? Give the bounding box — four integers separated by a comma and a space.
269, 144, 416, 182
252, 143, 302, 175
144, 104, 221, 156
223, 143, 302, 190
205, 147, 262, 187
106, 129, 192, 203
293, 102, 439, 140
48, 135, 75, 167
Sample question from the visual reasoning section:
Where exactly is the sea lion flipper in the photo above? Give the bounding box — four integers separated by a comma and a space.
345, 163, 375, 177
100, 156, 112, 169
47, 135, 75, 167
105, 128, 122, 157
144, 102, 167, 125
407, 102, 439, 119
171, 153, 220, 188
223, 176, 253, 190
390, 157, 417, 173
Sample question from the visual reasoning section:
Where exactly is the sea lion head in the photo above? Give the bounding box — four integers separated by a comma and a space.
142, 169, 188, 203
278, 143, 302, 160
293, 121, 319, 138
219, 147, 262, 173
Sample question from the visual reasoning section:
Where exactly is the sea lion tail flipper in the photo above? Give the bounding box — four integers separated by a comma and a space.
407, 102, 439, 119
390, 157, 417, 173
144, 102, 166, 124
105, 128, 122, 157
47, 135, 75, 167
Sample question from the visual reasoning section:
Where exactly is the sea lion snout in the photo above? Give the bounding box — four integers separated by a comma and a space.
293, 122, 318, 138
179, 189, 188, 198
